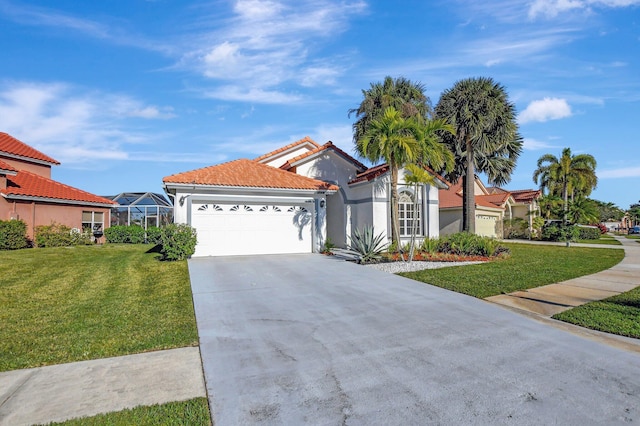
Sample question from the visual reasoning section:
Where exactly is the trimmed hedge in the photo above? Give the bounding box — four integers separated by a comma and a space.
34, 223, 92, 248
0, 219, 28, 250
105, 225, 165, 245
433, 232, 509, 257
577, 226, 601, 240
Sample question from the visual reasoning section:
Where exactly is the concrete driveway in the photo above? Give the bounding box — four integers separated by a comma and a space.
189, 254, 640, 425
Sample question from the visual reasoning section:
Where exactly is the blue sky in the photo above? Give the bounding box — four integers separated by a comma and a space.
1, 0, 639, 209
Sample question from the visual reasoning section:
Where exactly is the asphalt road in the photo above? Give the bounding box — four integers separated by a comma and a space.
189, 254, 640, 425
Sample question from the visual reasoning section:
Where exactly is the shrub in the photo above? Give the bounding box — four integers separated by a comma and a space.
35, 223, 92, 248
420, 237, 439, 253
160, 224, 197, 261
104, 225, 129, 243
577, 226, 601, 240
146, 226, 163, 245
541, 222, 578, 242
104, 225, 146, 244
0, 219, 28, 250
435, 232, 509, 257
345, 225, 388, 264
503, 218, 529, 240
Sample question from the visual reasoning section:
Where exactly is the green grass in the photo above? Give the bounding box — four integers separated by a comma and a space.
0, 244, 199, 372
575, 237, 622, 245
553, 287, 640, 339
625, 235, 640, 240
400, 243, 624, 299
42, 398, 211, 426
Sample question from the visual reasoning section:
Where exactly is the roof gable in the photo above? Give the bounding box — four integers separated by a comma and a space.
1, 170, 116, 206
254, 136, 321, 164
0, 132, 60, 166
163, 158, 338, 191
349, 163, 449, 188
279, 141, 368, 172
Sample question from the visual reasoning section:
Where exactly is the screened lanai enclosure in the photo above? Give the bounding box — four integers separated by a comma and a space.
106, 192, 173, 229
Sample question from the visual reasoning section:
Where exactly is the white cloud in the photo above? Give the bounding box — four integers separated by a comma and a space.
313, 124, 354, 146
528, 0, 640, 18
0, 1, 171, 53
181, 0, 367, 102
599, 167, 640, 178
518, 97, 572, 123
522, 138, 560, 150
203, 86, 302, 104
0, 81, 176, 163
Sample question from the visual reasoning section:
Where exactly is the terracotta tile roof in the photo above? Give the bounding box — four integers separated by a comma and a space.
1, 170, 117, 205
163, 158, 339, 191
280, 141, 368, 171
510, 189, 541, 203
0, 132, 60, 165
254, 136, 321, 162
439, 179, 505, 210
0, 159, 18, 173
349, 164, 389, 184
348, 163, 450, 188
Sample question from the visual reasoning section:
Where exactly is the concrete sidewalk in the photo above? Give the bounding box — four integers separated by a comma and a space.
0, 347, 206, 426
487, 235, 640, 316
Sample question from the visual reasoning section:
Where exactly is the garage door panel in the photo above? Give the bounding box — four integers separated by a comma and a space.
191, 202, 313, 256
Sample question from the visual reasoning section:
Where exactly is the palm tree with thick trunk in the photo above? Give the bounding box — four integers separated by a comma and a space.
435, 77, 522, 234
533, 147, 597, 224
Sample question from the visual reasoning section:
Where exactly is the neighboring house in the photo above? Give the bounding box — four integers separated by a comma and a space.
163, 136, 449, 257
439, 177, 541, 238
0, 132, 116, 241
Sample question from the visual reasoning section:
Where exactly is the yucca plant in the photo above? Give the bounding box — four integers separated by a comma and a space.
345, 225, 388, 264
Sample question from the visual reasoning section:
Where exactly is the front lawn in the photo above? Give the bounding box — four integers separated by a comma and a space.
400, 243, 624, 299
552, 287, 640, 339
42, 398, 211, 426
0, 244, 198, 372
576, 236, 622, 245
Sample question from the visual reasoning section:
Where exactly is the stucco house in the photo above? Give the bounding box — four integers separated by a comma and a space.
163, 136, 449, 257
439, 176, 541, 238
0, 132, 116, 241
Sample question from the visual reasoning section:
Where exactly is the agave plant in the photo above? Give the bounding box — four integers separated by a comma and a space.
345, 225, 388, 264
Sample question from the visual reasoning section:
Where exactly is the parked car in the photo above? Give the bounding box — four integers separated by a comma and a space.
630, 226, 640, 234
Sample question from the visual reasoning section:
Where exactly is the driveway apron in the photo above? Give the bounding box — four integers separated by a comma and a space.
189, 254, 640, 425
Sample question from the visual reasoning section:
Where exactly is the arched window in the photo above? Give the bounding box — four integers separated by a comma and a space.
398, 190, 422, 237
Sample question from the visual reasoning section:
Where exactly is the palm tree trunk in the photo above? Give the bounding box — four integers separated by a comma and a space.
563, 181, 568, 225
390, 163, 400, 249
465, 140, 476, 234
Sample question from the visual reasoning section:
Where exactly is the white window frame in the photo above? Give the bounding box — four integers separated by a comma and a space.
82, 211, 104, 234
398, 190, 422, 237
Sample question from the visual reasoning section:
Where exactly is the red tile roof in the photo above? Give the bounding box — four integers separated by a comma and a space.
163, 158, 339, 191
348, 163, 450, 187
0, 159, 18, 173
254, 136, 321, 162
0, 132, 60, 165
1, 170, 116, 205
349, 164, 390, 184
280, 141, 368, 171
439, 179, 505, 210
510, 189, 541, 203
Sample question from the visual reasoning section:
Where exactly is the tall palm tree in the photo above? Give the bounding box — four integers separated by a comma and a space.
533, 147, 597, 224
349, 76, 431, 146
358, 106, 453, 247
435, 77, 523, 233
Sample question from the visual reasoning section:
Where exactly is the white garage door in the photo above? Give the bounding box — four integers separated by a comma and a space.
191, 201, 313, 256
476, 214, 498, 238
